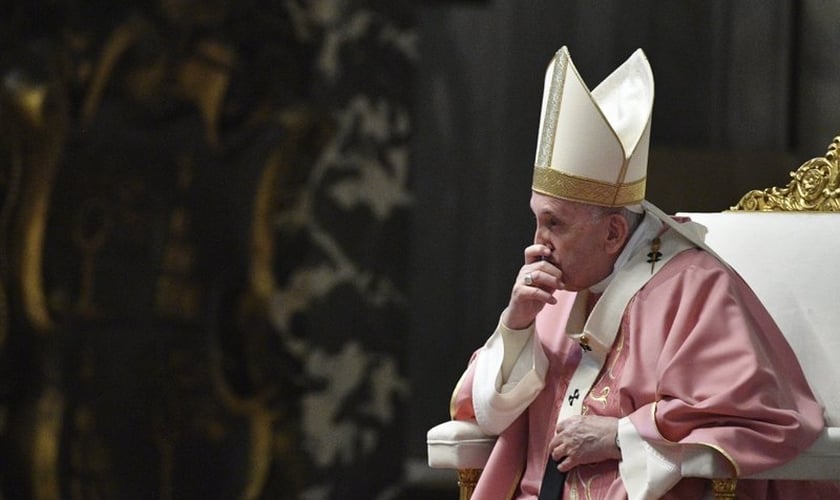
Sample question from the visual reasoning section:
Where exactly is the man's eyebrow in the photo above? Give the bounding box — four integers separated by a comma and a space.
536, 211, 567, 226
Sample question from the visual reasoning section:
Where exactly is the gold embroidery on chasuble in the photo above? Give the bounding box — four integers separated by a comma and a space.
566, 329, 628, 498
585, 326, 627, 416
607, 326, 626, 379
589, 386, 610, 408
567, 463, 604, 500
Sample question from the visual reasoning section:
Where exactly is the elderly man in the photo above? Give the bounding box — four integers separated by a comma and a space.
449, 47, 837, 499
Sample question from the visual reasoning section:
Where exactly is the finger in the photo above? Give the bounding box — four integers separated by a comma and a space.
521, 258, 563, 290
549, 455, 567, 474
547, 437, 568, 462
524, 244, 552, 263
516, 282, 557, 305
537, 258, 562, 276
547, 432, 563, 450
557, 455, 575, 472
548, 433, 570, 460
555, 417, 570, 433
521, 268, 561, 292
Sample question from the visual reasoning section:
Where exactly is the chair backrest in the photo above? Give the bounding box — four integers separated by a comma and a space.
676, 211, 840, 425
678, 134, 840, 426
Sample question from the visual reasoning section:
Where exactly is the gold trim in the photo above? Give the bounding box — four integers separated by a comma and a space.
535, 49, 569, 168
650, 400, 741, 477
699, 442, 740, 477
732, 135, 840, 211
532, 167, 645, 207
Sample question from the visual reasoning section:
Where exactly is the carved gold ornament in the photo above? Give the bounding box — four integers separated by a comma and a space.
711, 478, 738, 499
456, 468, 482, 500
732, 136, 840, 211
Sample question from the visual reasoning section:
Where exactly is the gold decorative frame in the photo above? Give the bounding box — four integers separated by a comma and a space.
732, 136, 840, 211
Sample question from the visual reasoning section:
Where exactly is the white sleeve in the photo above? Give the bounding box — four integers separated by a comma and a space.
472, 318, 549, 435
617, 417, 733, 500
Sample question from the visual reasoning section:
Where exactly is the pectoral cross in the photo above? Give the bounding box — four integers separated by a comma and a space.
578, 334, 592, 352
568, 388, 580, 406
646, 237, 662, 274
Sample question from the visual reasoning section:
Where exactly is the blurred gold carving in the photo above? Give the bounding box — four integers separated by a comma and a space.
0, 283, 6, 349
69, 406, 113, 498
72, 198, 112, 318
33, 387, 64, 500
209, 111, 330, 498
457, 469, 482, 500
732, 136, 840, 211
174, 40, 234, 147
154, 162, 202, 321
81, 18, 147, 125
155, 274, 202, 320
2, 66, 67, 334
0, 161, 8, 347
3, 4, 320, 497
711, 478, 738, 499
82, 18, 233, 148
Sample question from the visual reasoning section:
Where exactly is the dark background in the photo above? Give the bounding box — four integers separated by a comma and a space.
1, 1, 839, 498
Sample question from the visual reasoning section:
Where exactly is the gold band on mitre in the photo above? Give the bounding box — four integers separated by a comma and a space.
532, 166, 646, 207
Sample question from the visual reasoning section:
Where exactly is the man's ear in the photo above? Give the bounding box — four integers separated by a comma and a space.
604, 213, 630, 255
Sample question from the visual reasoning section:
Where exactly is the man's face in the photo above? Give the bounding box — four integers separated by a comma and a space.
529, 192, 621, 292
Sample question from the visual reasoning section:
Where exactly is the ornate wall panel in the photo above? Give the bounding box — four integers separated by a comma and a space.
0, 1, 414, 499
266, 2, 415, 498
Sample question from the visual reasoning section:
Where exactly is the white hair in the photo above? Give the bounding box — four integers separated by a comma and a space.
586, 205, 644, 234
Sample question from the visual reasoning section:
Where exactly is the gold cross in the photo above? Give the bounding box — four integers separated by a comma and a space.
578, 334, 592, 352
646, 237, 662, 274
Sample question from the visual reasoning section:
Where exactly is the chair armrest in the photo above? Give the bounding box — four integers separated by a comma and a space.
427, 419, 497, 470
746, 427, 840, 480
428, 422, 840, 479
679, 427, 840, 481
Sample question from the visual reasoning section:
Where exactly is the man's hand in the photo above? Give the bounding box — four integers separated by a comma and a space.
548, 415, 621, 471
501, 244, 564, 330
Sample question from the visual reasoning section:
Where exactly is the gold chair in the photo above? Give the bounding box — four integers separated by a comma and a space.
427, 136, 840, 499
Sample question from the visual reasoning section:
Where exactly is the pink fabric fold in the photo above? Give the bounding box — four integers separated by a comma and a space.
450, 241, 839, 499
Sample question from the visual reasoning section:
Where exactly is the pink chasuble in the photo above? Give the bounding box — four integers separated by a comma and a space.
452, 246, 840, 499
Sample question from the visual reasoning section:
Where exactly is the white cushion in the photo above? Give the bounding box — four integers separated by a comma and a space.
427, 420, 496, 469
748, 428, 840, 480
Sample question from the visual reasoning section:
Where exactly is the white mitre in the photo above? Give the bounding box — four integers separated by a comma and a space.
532, 46, 654, 210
